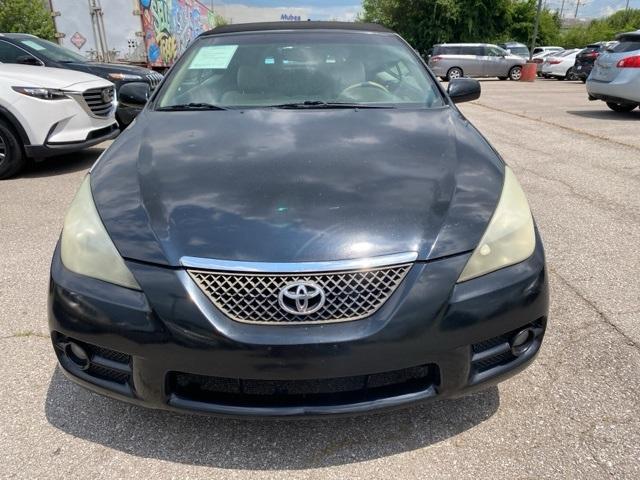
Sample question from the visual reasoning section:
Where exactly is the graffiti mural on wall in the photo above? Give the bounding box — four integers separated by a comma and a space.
140, 0, 216, 67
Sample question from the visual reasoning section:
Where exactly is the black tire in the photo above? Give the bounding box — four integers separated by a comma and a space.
440, 76, 448, 82
565, 68, 577, 81
446, 67, 463, 81
580, 77, 587, 84
508, 66, 522, 81
0, 120, 25, 180
498, 76, 508, 81
606, 102, 637, 113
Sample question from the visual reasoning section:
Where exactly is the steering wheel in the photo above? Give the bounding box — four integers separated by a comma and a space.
339, 81, 391, 97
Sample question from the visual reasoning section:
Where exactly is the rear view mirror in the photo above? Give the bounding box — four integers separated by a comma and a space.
118, 82, 150, 108
447, 78, 481, 103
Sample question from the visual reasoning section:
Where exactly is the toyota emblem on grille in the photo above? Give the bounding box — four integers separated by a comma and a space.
278, 281, 325, 315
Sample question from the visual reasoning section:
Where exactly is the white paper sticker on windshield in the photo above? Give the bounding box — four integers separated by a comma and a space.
189, 45, 238, 70
20, 40, 47, 51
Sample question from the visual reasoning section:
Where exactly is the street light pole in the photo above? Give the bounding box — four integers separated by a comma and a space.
530, 0, 543, 60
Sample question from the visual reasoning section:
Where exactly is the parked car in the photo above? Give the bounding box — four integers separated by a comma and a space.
574, 41, 619, 83
574, 43, 605, 83
49, 22, 548, 417
0, 33, 163, 126
532, 46, 564, 56
498, 42, 530, 58
429, 43, 525, 81
587, 30, 640, 112
0, 64, 118, 179
541, 49, 581, 80
532, 50, 564, 76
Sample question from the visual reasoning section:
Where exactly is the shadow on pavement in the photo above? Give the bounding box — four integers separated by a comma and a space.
22, 146, 105, 178
45, 368, 499, 469
566, 109, 639, 121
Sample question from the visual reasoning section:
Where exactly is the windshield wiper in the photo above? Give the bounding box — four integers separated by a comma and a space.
156, 102, 228, 111
271, 101, 393, 109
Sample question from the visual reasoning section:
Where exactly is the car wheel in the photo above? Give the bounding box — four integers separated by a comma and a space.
508, 66, 522, 81
580, 77, 587, 84
446, 67, 463, 81
0, 120, 25, 180
565, 68, 577, 81
606, 102, 637, 113
498, 76, 508, 81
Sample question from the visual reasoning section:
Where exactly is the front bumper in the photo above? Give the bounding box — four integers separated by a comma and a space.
49, 236, 549, 417
24, 123, 119, 158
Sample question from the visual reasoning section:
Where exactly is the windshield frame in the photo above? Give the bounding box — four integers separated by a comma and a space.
150, 29, 448, 111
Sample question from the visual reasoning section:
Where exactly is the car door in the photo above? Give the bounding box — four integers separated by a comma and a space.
483, 46, 507, 77
459, 46, 483, 76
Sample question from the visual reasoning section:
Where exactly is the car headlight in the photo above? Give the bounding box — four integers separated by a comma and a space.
457, 166, 535, 283
108, 73, 143, 81
12, 86, 68, 100
60, 176, 140, 290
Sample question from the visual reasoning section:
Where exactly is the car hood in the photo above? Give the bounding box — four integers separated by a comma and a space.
64, 62, 155, 78
90, 107, 504, 266
0, 64, 112, 89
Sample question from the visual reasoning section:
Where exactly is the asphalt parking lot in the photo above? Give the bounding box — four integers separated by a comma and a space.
1, 79, 639, 479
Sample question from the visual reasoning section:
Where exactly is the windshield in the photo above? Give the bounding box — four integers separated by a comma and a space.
509, 46, 530, 56
19, 37, 86, 63
156, 31, 444, 109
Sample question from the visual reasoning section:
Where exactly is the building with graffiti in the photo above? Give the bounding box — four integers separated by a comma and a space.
47, 1, 358, 69
139, 0, 218, 67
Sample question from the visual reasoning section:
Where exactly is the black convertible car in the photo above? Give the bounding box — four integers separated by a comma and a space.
49, 22, 548, 417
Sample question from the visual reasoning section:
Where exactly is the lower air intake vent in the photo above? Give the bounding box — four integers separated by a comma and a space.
168, 365, 439, 408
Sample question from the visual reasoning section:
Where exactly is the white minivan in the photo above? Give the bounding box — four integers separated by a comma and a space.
0, 64, 118, 178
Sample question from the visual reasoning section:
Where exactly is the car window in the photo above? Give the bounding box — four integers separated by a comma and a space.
460, 46, 482, 56
157, 31, 445, 109
611, 39, 640, 53
486, 46, 505, 57
18, 37, 86, 63
0, 40, 30, 63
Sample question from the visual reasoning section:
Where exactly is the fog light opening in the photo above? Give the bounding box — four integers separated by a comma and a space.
510, 328, 535, 357
65, 342, 90, 370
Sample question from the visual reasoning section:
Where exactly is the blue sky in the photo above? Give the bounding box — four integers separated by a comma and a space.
213, 1, 640, 20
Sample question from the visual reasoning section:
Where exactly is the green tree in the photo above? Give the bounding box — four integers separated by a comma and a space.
0, 0, 55, 40
361, 0, 511, 53
361, 0, 558, 53
559, 9, 640, 48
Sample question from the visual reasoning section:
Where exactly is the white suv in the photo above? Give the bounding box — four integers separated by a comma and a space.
0, 64, 118, 178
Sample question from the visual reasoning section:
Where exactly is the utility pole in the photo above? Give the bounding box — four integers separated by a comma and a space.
560, 0, 566, 18
530, 0, 543, 60
574, 0, 581, 19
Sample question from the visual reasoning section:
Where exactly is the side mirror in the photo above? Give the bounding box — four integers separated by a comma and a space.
16, 55, 42, 66
447, 78, 481, 103
118, 82, 150, 108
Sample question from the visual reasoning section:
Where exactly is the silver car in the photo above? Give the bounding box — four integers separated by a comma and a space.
587, 30, 640, 112
429, 43, 525, 81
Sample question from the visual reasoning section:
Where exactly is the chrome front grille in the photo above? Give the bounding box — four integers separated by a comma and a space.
81, 87, 114, 117
188, 264, 412, 325
145, 72, 163, 89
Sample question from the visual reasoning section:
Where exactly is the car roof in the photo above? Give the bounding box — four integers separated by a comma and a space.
201, 21, 392, 37
617, 30, 640, 41
0, 33, 37, 39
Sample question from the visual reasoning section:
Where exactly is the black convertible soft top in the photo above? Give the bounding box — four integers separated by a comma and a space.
201, 21, 392, 37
